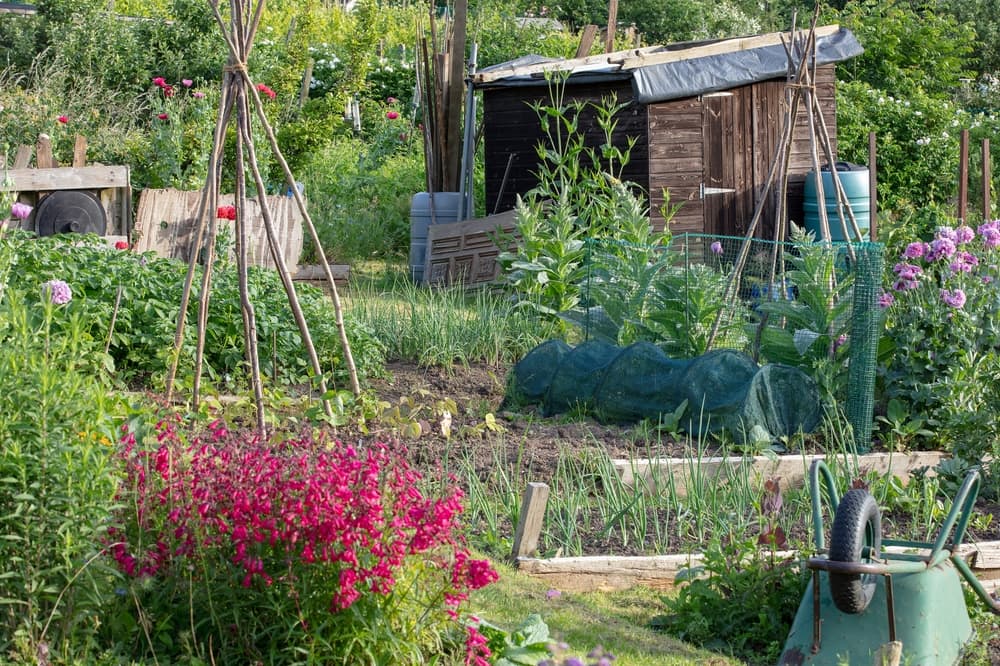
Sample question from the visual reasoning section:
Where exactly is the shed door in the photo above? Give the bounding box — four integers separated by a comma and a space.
701, 90, 753, 237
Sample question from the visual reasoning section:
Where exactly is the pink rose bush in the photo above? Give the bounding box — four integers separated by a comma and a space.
110, 414, 497, 663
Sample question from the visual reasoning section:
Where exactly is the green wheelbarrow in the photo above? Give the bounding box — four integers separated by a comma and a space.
778, 459, 1000, 665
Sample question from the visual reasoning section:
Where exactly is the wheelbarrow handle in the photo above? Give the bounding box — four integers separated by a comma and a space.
929, 468, 980, 560
808, 459, 840, 551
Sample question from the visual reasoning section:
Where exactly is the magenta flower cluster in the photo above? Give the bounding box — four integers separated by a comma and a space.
110, 417, 498, 618
881, 224, 994, 310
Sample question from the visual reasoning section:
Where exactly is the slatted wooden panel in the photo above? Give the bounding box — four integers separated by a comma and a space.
132, 188, 303, 270
425, 210, 518, 286
648, 97, 703, 233
482, 80, 649, 216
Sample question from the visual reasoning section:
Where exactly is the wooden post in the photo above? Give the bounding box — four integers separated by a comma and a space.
959, 129, 969, 223
36, 134, 54, 169
983, 138, 991, 221
868, 131, 877, 241
72, 135, 88, 168
605, 0, 618, 53
511, 482, 550, 560
575, 24, 598, 58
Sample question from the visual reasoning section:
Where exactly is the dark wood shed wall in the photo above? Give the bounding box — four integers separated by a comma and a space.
649, 64, 838, 238
481, 64, 838, 239
482, 80, 648, 215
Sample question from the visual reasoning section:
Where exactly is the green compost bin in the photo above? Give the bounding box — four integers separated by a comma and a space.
803, 162, 870, 242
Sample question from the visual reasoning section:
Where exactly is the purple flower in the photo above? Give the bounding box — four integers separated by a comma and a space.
928, 237, 957, 261
893, 262, 922, 281
940, 288, 967, 309
955, 225, 975, 244
565, 659, 585, 666
710, 241, 723, 255
42, 279, 72, 305
936, 226, 958, 242
546, 588, 561, 600
193, 91, 206, 99
10, 202, 32, 220
878, 291, 895, 308
892, 278, 919, 292
182, 79, 193, 87
902, 242, 927, 260
949, 251, 978, 274
978, 220, 1000, 247
834, 333, 848, 351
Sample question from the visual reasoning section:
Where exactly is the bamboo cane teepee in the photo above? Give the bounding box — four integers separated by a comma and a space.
165, 0, 360, 435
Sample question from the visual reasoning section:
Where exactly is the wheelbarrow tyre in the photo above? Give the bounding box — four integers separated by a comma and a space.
828, 488, 881, 615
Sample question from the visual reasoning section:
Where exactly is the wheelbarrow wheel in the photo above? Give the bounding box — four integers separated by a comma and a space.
828, 488, 881, 614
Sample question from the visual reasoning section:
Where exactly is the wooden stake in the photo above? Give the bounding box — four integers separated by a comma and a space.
959, 128, 969, 223
575, 25, 598, 58
605, 0, 618, 53
512, 482, 550, 560
983, 138, 991, 220
869, 131, 878, 241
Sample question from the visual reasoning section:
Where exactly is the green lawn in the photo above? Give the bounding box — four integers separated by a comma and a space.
470, 561, 742, 665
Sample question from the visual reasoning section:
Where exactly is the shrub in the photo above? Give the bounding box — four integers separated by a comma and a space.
109, 415, 499, 664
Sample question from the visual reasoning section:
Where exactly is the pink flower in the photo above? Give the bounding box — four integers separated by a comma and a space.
256, 83, 276, 100
546, 588, 561, 600
193, 91, 206, 99
902, 242, 927, 260
386, 110, 399, 120
57, 115, 68, 124
114, 240, 129, 250
152, 76, 166, 87
387, 96, 398, 104
878, 291, 895, 308
182, 79, 193, 87
157, 113, 168, 121
42, 279, 72, 305
10, 202, 32, 220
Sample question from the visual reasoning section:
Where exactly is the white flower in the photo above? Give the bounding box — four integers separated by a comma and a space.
916, 137, 931, 146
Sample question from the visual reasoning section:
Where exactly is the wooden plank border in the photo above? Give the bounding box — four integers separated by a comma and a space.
515, 541, 1000, 594
614, 451, 949, 494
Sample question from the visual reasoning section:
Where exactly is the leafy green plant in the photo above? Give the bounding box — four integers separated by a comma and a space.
4, 232, 384, 390
496, 87, 648, 327
651, 537, 809, 665
0, 285, 121, 662
478, 613, 553, 666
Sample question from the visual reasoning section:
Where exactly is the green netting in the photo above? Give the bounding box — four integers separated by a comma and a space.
507, 233, 885, 446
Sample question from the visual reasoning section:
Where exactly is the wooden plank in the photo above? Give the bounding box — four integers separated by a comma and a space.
515, 540, 1000, 593
425, 209, 517, 286
35, 134, 54, 169
614, 451, 949, 495
72, 135, 88, 168
291, 264, 351, 285
12, 144, 31, 168
575, 25, 598, 58
511, 482, 550, 560
132, 188, 303, 271
620, 25, 841, 70
1, 165, 130, 191
604, 0, 618, 53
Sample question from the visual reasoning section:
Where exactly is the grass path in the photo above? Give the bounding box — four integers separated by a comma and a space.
470, 560, 742, 665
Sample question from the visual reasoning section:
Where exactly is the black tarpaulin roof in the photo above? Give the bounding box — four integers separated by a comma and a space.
474, 25, 863, 104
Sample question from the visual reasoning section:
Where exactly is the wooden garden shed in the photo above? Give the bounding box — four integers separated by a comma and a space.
474, 25, 863, 238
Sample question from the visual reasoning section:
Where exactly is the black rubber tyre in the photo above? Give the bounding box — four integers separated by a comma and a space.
828, 488, 881, 614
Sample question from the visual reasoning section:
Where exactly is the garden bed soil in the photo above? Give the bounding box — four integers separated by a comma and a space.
364, 361, 1000, 543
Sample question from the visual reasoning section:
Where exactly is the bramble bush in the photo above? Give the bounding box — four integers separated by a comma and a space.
880, 221, 1000, 468
109, 414, 499, 664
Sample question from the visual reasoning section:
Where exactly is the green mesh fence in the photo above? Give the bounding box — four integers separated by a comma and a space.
508, 232, 884, 447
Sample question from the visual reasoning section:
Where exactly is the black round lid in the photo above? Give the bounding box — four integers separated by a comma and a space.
35, 190, 108, 237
